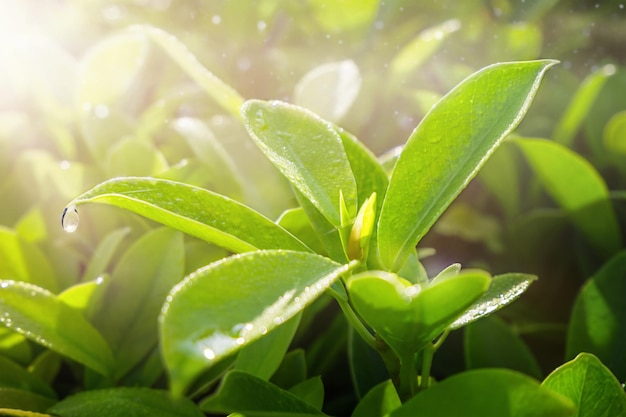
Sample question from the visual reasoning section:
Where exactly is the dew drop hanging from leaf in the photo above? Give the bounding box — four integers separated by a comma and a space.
61, 205, 79, 233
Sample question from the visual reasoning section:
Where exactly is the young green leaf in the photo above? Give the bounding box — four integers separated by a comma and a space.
352, 380, 401, 417
81, 227, 130, 283
242, 100, 358, 227
200, 370, 326, 416
347, 271, 490, 358
288, 376, 325, 410
567, 251, 626, 382
160, 251, 355, 395
464, 315, 542, 379
450, 273, 537, 329
0, 387, 56, 413
542, 353, 626, 417
515, 138, 621, 258
388, 369, 575, 417
0, 281, 115, 377
48, 387, 204, 417
0, 355, 56, 399
377, 60, 558, 271
65, 177, 310, 254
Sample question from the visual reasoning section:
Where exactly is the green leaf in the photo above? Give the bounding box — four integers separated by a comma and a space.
553, 64, 616, 146
388, 369, 575, 417
450, 273, 537, 329
235, 314, 301, 380
48, 387, 204, 417
288, 376, 325, 410
377, 60, 557, 271
132, 25, 244, 118
542, 353, 626, 417
478, 140, 521, 219
89, 228, 184, 379
58, 277, 106, 312
0, 227, 57, 292
276, 208, 325, 255
104, 137, 168, 177
0, 280, 115, 377
348, 271, 490, 358
567, 251, 626, 382
352, 380, 401, 417
270, 349, 307, 390
200, 370, 326, 417
82, 227, 130, 283
515, 138, 621, 258
0, 355, 55, 399
0, 328, 31, 365
294, 60, 361, 123
0, 387, 56, 413
390, 19, 460, 82
160, 251, 355, 395
242, 100, 358, 227
464, 315, 542, 379
348, 327, 389, 400
603, 110, 626, 155
66, 177, 310, 254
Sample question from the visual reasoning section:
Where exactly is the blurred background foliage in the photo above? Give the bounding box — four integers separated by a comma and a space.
1, 0, 625, 409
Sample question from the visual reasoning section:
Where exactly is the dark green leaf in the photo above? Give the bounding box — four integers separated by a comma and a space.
289, 376, 325, 410
48, 387, 204, 417
464, 315, 542, 379
515, 138, 621, 258
66, 177, 310, 254
567, 251, 626, 381
389, 369, 575, 417
542, 353, 626, 417
200, 370, 326, 417
351, 380, 400, 417
0, 355, 55, 399
0, 387, 56, 413
377, 60, 557, 271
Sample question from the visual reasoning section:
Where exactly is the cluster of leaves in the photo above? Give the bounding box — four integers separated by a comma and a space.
1, 1, 626, 416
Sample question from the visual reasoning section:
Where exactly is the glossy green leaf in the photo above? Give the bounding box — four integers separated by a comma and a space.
464, 315, 542, 379
160, 251, 355, 395
0, 387, 55, 413
0, 280, 114, 377
388, 369, 575, 417
242, 100, 358, 227
235, 314, 301, 380
567, 251, 626, 381
132, 25, 244, 118
553, 64, 616, 146
0, 355, 55, 399
58, 277, 106, 312
352, 380, 400, 417
276, 208, 325, 255
294, 60, 361, 123
450, 273, 537, 329
515, 138, 621, 258
200, 370, 326, 417
0, 227, 57, 292
66, 177, 310, 254
378, 60, 557, 271
0, 328, 31, 365
48, 387, 204, 417
288, 376, 324, 410
348, 271, 490, 357
89, 228, 184, 379
542, 353, 626, 417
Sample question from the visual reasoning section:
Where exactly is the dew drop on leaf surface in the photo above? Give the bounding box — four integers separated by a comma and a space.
61, 205, 79, 233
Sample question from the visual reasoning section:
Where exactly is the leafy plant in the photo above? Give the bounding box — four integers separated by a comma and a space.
1, 1, 626, 416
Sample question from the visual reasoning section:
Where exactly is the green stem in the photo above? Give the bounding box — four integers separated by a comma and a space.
334, 294, 377, 349
399, 354, 417, 402
419, 344, 434, 391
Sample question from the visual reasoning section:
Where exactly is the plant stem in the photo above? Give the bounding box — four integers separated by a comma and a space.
398, 354, 417, 402
334, 295, 377, 349
419, 344, 434, 391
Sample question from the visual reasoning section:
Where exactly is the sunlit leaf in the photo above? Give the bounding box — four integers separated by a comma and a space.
66, 177, 310, 254
0, 280, 115, 377
160, 251, 355, 395
242, 100, 358, 227
378, 60, 557, 271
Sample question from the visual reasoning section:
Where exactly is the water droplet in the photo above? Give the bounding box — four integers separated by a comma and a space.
260, 326, 268, 335
235, 337, 245, 345
61, 206, 79, 233
212, 15, 221, 24
59, 160, 71, 170
204, 348, 216, 360
273, 316, 284, 325
257, 20, 267, 31
94, 104, 109, 119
